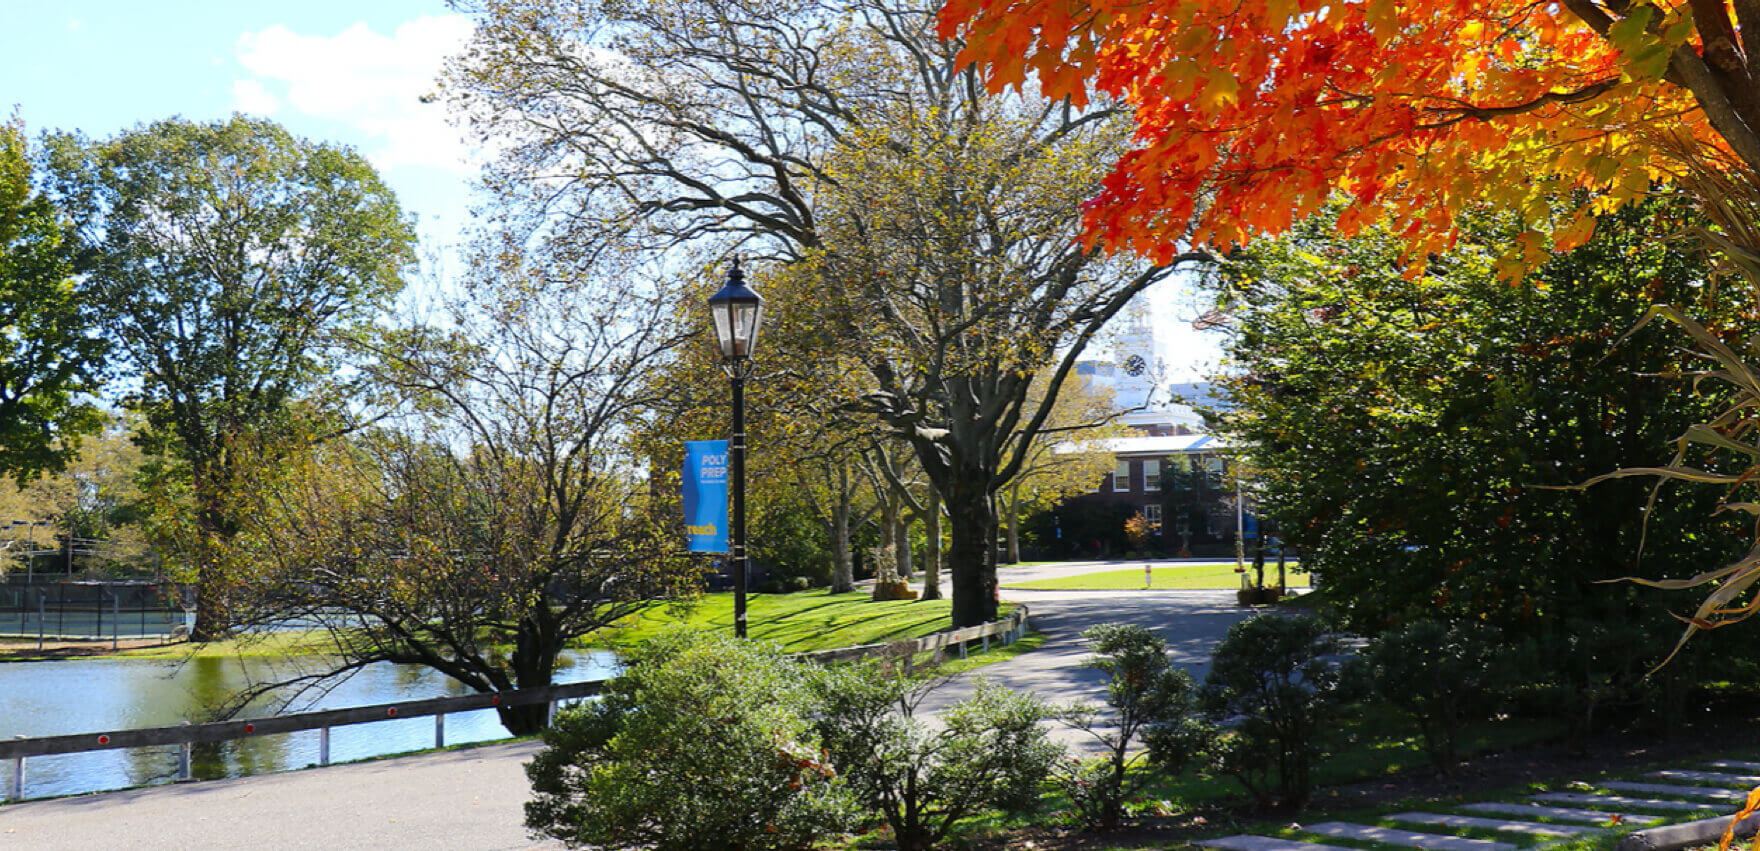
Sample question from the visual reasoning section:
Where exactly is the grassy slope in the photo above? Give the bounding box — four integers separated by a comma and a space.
1004, 563, 1312, 591
593, 589, 1013, 653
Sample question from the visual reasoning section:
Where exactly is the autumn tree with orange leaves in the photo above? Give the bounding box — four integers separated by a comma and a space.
939, 0, 1760, 650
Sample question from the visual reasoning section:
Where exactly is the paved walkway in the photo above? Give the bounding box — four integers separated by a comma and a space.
0, 741, 560, 850
1198, 762, 1760, 851
0, 563, 1260, 849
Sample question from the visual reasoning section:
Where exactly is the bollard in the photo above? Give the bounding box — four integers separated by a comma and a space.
435, 713, 446, 749
319, 726, 331, 766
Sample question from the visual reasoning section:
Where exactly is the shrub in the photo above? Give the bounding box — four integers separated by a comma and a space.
816, 669, 1061, 851
525, 630, 857, 850
1058, 623, 1213, 831
1364, 619, 1505, 773
1201, 613, 1362, 809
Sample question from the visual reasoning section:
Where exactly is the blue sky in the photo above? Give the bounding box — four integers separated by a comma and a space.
2, 1, 477, 255
1, 1, 1224, 381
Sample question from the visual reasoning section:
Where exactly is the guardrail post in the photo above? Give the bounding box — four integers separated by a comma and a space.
981, 633, 990, 652
178, 722, 193, 781
435, 713, 445, 749
545, 699, 556, 728
11, 735, 24, 802
958, 639, 967, 660
319, 726, 331, 766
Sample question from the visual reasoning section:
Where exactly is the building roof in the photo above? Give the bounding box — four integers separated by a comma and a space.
1054, 433, 1232, 457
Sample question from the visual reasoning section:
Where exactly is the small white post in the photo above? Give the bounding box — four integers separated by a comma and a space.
545, 700, 557, 728
178, 744, 192, 781
435, 713, 445, 749
319, 726, 331, 765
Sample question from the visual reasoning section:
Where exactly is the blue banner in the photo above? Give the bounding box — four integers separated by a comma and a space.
683, 440, 729, 553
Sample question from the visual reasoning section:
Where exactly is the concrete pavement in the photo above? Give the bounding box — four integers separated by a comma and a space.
0, 741, 560, 850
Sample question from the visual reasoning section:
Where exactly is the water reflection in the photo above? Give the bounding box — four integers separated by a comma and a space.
0, 651, 615, 800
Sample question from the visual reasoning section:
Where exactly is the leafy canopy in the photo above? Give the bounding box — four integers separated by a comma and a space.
0, 116, 106, 483
937, 0, 1741, 263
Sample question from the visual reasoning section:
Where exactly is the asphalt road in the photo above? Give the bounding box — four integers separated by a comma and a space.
0, 562, 1258, 849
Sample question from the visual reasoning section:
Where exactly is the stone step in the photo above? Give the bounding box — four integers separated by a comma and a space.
1385, 812, 1599, 838
1650, 769, 1760, 788
1711, 761, 1760, 773
1460, 803, 1661, 827
1301, 821, 1518, 851
1599, 781, 1746, 802
1198, 836, 1361, 851
1530, 792, 1721, 813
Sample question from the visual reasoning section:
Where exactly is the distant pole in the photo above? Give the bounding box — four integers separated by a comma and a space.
1234, 461, 1245, 578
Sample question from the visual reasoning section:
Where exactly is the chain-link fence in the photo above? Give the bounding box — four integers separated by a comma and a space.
0, 579, 192, 642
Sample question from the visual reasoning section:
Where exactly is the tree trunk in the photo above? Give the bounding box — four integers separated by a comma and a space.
944, 475, 999, 628
500, 629, 560, 736
189, 495, 235, 643
830, 464, 855, 593
1004, 481, 1021, 564
893, 512, 913, 579
922, 487, 943, 600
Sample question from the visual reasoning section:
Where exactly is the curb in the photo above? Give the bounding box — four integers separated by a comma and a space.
1616, 813, 1760, 851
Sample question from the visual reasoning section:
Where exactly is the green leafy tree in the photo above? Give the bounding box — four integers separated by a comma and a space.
1059, 623, 1211, 831
1363, 620, 1507, 774
447, 0, 1197, 628
46, 116, 416, 640
0, 116, 105, 484
1201, 614, 1360, 810
527, 630, 858, 849
1209, 201, 1748, 700
815, 669, 1060, 851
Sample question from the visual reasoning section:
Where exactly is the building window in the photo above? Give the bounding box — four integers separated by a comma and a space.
1113, 460, 1132, 492
1144, 504, 1162, 525
1144, 462, 1160, 492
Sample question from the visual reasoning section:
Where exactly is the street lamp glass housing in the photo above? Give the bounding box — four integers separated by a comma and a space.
708, 262, 764, 360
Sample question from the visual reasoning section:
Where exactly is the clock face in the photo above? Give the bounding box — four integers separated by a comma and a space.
1123, 354, 1147, 377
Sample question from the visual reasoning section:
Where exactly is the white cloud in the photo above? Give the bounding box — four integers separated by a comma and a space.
232, 15, 476, 174
231, 79, 282, 115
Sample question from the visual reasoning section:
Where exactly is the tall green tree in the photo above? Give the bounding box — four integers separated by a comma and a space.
1211, 200, 1750, 728
0, 116, 105, 483
46, 116, 416, 640
448, 0, 1194, 626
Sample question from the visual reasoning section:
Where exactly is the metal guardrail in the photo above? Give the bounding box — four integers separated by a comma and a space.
0, 605, 1031, 802
798, 604, 1031, 664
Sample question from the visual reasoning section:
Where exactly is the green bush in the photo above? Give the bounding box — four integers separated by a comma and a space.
1059, 623, 1213, 831
815, 668, 1061, 851
1364, 619, 1505, 773
525, 630, 857, 850
1201, 614, 1361, 809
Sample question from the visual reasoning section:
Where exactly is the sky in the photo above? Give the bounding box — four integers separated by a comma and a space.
1, 1, 1226, 383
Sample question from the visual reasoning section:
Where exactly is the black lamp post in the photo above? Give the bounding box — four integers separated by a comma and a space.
708, 258, 764, 638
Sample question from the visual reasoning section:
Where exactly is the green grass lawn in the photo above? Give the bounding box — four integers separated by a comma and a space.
1002, 563, 1310, 591
593, 589, 1005, 654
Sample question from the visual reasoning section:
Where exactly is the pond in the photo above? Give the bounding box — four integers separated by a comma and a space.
0, 650, 617, 801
